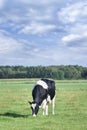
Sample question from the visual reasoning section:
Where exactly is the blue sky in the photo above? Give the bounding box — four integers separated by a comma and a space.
0, 0, 87, 66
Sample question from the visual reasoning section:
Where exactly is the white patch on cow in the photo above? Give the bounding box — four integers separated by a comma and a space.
47, 95, 51, 104
31, 103, 36, 109
33, 114, 36, 117
36, 80, 48, 89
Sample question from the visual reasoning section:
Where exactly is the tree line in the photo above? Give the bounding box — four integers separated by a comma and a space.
0, 65, 87, 79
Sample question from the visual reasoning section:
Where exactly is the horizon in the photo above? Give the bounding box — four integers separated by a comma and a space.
0, 64, 86, 67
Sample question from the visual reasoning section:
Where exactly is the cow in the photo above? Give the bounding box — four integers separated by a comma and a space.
29, 78, 56, 117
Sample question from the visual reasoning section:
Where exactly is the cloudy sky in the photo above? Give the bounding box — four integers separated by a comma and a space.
0, 0, 87, 66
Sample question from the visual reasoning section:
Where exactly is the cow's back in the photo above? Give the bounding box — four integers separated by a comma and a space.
41, 78, 56, 100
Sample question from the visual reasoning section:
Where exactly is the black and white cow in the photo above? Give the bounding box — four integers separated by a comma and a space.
29, 78, 56, 117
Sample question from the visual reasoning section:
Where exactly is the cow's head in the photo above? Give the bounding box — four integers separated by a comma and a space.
28, 101, 39, 117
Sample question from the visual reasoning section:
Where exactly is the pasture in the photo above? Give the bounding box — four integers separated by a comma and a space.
0, 79, 87, 130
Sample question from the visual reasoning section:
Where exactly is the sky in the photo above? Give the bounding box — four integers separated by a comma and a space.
0, 0, 87, 66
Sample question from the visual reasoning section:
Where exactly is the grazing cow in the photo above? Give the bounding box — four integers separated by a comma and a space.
29, 78, 56, 117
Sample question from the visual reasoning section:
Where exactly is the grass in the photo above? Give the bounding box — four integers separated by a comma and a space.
0, 79, 87, 130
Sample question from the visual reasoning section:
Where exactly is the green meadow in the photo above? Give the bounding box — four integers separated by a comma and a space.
0, 79, 87, 130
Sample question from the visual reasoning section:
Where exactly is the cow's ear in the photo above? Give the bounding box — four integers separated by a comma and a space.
28, 101, 32, 105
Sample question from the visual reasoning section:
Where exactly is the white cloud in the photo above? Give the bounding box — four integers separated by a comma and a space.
0, 36, 21, 54
62, 32, 87, 43
20, 22, 56, 35
0, 0, 5, 9
0, 30, 41, 59
62, 24, 87, 46
62, 34, 80, 43
26, 8, 53, 22
58, 1, 87, 23
0, 30, 28, 57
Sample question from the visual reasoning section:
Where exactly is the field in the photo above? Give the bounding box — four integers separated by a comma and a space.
0, 79, 87, 130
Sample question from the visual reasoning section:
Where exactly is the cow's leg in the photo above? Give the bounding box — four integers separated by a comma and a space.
52, 96, 55, 115
45, 104, 48, 115
43, 109, 45, 115
42, 99, 47, 115
43, 104, 48, 115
